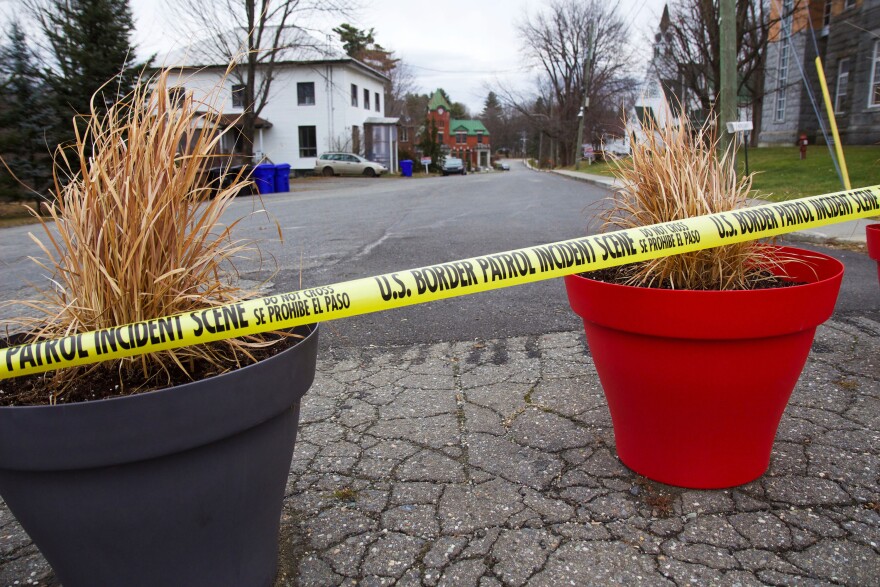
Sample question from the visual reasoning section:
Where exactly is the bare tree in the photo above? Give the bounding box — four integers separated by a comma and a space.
513, 0, 637, 166
656, 0, 780, 143
165, 0, 354, 159
385, 60, 417, 119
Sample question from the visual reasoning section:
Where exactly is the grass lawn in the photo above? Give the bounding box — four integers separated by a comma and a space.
561, 160, 616, 177
741, 145, 878, 201
564, 145, 879, 201
0, 200, 43, 228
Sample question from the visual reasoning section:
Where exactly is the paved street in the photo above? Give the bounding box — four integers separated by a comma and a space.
2, 161, 875, 342
0, 161, 607, 345
1, 163, 878, 585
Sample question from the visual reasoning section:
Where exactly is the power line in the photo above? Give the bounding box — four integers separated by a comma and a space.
408, 64, 528, 75
622, 0, 652, 28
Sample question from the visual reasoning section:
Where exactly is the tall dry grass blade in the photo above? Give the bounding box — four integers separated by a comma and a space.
603, 111, 782, 291
5, 69, 286, 401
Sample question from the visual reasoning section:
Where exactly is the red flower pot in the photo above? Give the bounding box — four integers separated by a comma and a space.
867, 223, 880, 286
564, 246, 844, 489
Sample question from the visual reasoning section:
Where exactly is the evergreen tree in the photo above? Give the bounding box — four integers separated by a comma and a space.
34, 0, 147, 147
482, 92, 502, 120
0, 22, 53, 207
333, 23, 399, 74
481, 91, 503, 140
417, 117, 441, 171
333, 23, 375, 58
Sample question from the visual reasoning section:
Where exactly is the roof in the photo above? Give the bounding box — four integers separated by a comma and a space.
217, 113, 273, 129
161, 26, 389, 82
194, 112, 273, 129
659, 4, 670, 31
450, 119, 489, 135
427, 90, 452, 112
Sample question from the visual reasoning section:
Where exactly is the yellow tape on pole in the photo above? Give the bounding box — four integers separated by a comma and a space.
2, 186, 878, 380
815, 56, 852, 191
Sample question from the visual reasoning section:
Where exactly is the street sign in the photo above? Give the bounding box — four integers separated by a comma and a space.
726, 121, 753, 133
582, 144, 595, 164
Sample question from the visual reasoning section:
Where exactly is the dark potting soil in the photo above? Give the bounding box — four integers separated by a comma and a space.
582, 266, 805, 291
0, 333, 302, 407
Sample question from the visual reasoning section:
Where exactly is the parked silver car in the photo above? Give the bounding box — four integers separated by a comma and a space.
314, 153, 388, 177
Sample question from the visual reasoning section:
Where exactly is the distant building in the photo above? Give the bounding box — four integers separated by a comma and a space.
164, 27, 400, 174
632, 5, 704, 133
759, 0, 880, 146
421, 90, 492, 169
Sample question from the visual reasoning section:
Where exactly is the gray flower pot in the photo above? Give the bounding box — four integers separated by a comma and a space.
0, 324, 318, 587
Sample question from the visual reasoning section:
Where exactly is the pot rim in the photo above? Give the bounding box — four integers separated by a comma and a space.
564, 245, 844, 340
0, 324, 319, 471
0, 324, 317, 411
867, 223, 880, 259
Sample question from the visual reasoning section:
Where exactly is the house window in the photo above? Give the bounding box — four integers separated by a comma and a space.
870, 41, 880, 107
476, 131, 483, 144
781, 0, 794, 35
231, 84, 245, 108
844, 0, 856, 8
438, 132, 444, 144
351, 84, 358, 107
298, 126, 317, 158
775, 91, 787, 122
375, 92, 380, 112
364, 88, 370, 110
835, 58, 849, 113
456, 132, 465, 144
823, 0, 832, 27
400, 126, 409, 141
775, 43, 790, 122
168, 86, 186, 107
297, 82, 315, 106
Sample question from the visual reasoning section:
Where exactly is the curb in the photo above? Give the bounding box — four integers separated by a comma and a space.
546, 167, 870, 246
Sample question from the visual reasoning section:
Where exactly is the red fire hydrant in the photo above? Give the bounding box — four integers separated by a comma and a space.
798, 134, 808, 160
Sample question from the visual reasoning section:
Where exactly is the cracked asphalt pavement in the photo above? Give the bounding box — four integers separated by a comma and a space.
271, 316, 879, 586
4, 320, 878, 585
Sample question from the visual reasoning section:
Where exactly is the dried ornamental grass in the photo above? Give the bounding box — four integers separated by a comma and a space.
7, 70, 285, 403
602, 114, 782, 290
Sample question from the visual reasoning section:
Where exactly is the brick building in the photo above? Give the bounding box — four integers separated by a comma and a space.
419, 90, 492, 170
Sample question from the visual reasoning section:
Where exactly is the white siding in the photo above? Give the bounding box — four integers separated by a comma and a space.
167, 62, 388, 171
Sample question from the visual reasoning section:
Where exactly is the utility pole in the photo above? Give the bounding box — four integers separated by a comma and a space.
574, 21, 594, 171
539, 131, 544, 167
719, 0, 737, 162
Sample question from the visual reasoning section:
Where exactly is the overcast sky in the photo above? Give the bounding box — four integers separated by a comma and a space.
11, 0, 668, 115
131, 0, 668, 112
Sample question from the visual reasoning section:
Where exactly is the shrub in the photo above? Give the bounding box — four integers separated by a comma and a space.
8, 70, 283, 403
602, 114, 781, 290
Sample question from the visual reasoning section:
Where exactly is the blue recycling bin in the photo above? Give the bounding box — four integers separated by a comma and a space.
274, 163, 291, 193
252, 163, 275, 194
400, 160, 413, 177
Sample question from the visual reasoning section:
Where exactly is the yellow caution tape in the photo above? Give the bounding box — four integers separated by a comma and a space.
2, 185, 878, 380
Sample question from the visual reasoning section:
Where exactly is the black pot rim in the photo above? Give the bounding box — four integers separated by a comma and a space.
0, 324, 319, 471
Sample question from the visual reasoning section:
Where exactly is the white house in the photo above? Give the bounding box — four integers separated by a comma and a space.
163, 28, 397, 174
